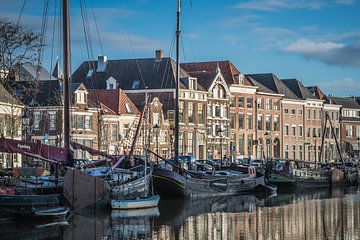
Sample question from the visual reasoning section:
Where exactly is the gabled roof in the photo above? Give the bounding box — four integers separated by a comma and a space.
328, 96, 360, 109
181, 60, 252, 86
307, 86, 328, 101
281, 79, 317, 100
72, 57, 189, 90
0, 84, 22, 106
88, 89, 139, 115
52, 60, 63, 80
245, 73, 299, 99
246, 76, 276, 94
21, 63, 56, 81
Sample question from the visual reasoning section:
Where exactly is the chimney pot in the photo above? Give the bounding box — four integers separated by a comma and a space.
155, 50, 164, 61
97, 55, 108, 72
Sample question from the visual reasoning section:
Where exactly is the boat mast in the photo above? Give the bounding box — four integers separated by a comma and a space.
62, 0, 71, 154
174, 0, 181, 158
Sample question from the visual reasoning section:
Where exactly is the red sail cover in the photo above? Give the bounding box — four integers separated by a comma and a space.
0, 137, 70, 164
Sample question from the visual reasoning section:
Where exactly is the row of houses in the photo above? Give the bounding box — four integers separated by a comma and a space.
1, 50, 360, 168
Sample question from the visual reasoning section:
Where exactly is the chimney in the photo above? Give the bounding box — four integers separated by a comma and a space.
97, 55, 108, 72
155, 50, 164, 61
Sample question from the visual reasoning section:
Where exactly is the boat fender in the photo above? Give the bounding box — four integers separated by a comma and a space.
248, 166, 256, 176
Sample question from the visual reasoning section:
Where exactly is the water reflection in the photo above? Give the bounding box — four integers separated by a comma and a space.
1, 187, 360, 239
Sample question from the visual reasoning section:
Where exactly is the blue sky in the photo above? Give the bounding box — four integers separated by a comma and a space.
1, 0, 360, 96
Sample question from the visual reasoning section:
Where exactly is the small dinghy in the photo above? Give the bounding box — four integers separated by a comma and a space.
111, 195, 160, 210
33, 206, 70, 218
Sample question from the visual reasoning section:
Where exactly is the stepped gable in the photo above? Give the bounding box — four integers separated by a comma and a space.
281, 79, 317, 100
72, 57, 189, 90
246, 73, 299, 99
88, 89, 140, 115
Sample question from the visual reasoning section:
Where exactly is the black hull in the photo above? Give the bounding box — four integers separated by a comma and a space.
152, 167, 267, 198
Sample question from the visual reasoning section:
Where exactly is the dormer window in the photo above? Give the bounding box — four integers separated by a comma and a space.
189, 78, 197, 90
86, 69, 93, 77
76, 91, 86, 104
132, 80, 140, 89
106, 76, 117, 90
125, 103, 131, 113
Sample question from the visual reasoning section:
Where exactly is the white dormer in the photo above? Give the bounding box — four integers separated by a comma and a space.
75, 90, 88, 104
132, 80, 140, 89
106, 76, 117, 90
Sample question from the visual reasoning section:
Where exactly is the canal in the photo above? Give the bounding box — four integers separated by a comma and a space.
1, 187, 360, 239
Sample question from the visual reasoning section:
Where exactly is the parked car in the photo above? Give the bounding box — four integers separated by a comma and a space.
196, 160, 221, 171
168, 155, 197, 170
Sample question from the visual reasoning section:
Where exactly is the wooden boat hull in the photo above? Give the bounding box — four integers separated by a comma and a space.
152, 167, 267, 198
33, 206, 70, 218
111, 195, 160, 209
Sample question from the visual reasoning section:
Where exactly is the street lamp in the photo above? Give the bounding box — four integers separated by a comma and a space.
153, 123, 160, 164
217, 127, 224, 167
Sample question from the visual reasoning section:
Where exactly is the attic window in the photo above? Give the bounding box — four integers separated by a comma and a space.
132, 80, 140, 89
86, 69, 93, 77
125, 103, 131, 113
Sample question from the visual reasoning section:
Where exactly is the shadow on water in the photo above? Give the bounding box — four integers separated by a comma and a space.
1, 187, 360, 239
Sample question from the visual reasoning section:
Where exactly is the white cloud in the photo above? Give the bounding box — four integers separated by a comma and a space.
234, 0, 354, 11
284, 39, 345, 53
319, 77, 360, 95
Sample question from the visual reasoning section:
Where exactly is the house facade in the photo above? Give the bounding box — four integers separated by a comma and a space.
0, 84, 24, 168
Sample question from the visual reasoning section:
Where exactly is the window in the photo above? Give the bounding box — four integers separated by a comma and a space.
34, 112, 41, 130
274, 100, 280, 111
292, 126, 296, 136
247, 134, 253, 155
356, 126, 360, 138
291, 109, 296, 115
76, 91, 86, 104
318, 128, 321, 138
239, 134, 245, 155
179, 102, 184, 123
292, 145, 296, 159
49, 113, 56, 130
298, 109, 303, 115
299, 125, 303, 137
188, 132, 193, 154
274, 115, 280, 131
346, 125, 353, 137
85, 115, 92, 130
188, 102, 193, 123
265, 99, 272, 110
257, 114, 263, 131
307, 110, 311, 119
257, 98, 263, 109
86, 69, 93, 77
179, 133, 184, 155
284, 109, 289, 114
247, 97, 253, 108
238, 97, 245, 108
122, 123, 129, 135
266, 115, 271, 131
299, 145, 303, 160
238, 113, 244, 129
132, 80, 140, 89
313, 110, 316, 119
230, 98, 235, 107
312, 128, 316, 137
197, 104, 204, 124
125, 103, 131, 113
77, 115, 84, 129
230, 113, 235, 129
285, 125, 289, 136
307, 128, 311, 137
247, 114, 253, 130
215, 105, 220, 117
111, 124, 118, 141
285, 145, 289, 159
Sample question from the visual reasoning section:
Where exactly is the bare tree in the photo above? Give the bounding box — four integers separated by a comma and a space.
0, 19, 42, 91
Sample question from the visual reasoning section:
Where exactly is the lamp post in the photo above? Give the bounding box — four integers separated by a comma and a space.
153, 124, 160, 164
21, 109, 30, 167
217, 127, 224, 167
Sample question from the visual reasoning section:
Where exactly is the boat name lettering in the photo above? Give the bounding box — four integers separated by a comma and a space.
17, 144, 31, 150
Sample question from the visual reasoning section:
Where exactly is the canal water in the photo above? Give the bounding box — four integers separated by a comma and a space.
1, 187, 360, 239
